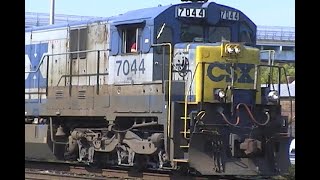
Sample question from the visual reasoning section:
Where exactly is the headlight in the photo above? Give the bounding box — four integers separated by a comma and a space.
234, 47, 241, 54
218, 90, 226, 98
227, 47, 234, 53
215, 89, 226, 99
225, 44, 241, 54
268, 90, 279, 101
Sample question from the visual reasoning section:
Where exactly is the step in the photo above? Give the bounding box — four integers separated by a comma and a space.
179, 145, 189, 148
176, 101, 198, 105
180, 131, 190, 134
180, 117, 191, 120
173, 158, 189, 163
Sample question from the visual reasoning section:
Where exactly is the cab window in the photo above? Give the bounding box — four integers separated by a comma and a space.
180, 24, 204, 42
122, 27, 140, 53
239, 23, 254, 45
208, 26, 231, 43
156, 24, 173, 54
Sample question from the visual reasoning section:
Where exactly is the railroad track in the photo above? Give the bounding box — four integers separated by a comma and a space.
25, 161, 202, 180
25, 161, 287, 180
25, 170, 108, 180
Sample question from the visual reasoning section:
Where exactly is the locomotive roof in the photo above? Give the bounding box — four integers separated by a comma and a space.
25, 4, 171, 32
25, 2, 254, 32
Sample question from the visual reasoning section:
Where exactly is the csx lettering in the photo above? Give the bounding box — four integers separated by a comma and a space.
207, 62, 254, 83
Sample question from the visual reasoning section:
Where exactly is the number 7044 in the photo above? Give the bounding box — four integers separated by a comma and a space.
116, 59, 145, 76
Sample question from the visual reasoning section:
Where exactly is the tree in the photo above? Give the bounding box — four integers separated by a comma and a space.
259, 63, 295, 84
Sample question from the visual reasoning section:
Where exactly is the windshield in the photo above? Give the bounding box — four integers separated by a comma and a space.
240, 23, 254, 45
181, 24, 204, 42
180, 24, 232, 43
208, 26, 231, 43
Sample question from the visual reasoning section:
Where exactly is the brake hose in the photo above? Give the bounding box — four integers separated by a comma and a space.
236, 103, 270, 126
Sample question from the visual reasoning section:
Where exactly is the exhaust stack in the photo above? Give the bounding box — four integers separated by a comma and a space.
49, 0, 55, 25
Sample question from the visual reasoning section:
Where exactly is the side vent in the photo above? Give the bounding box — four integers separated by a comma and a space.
55, 90, 64, 99
78, 90, 86, 99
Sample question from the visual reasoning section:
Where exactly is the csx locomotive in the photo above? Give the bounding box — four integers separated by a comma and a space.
25, 0, 292, 176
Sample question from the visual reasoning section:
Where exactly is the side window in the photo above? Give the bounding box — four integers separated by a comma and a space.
122, 27, 140, 54
70, 28, 87, 59
239, 23, 254, 45
156, 25, 173, 54
208, 26, 231, 43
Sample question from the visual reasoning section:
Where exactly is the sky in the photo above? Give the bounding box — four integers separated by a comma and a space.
25, 0, 295, 27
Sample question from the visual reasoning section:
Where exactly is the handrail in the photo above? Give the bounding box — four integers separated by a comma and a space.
151, 43, 172, 140
255, 64, 282, 105
260, 50, 276, 90
56, 73, 109, 86
255, 64, 293, 133
183, 62, 200, 139
25, 49, 110, 96
25, 49, 110, 74
260, 50, 275, 66
255, 63, 293, 129
280, 66, 293, 135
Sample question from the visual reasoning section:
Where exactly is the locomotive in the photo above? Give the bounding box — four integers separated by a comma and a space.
25, 0, 292, 176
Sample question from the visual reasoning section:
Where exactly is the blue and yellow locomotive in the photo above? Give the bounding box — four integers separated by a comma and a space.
25, 0, 291, 176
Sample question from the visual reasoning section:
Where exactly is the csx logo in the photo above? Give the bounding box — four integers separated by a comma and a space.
207, 62, 254, 83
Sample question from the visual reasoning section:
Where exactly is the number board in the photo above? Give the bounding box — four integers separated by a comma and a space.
220, 10, 239, 21
108, 54, 153, 85
177, 7, 206, 18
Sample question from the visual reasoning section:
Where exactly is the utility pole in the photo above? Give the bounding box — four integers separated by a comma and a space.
49, 0, 55, 25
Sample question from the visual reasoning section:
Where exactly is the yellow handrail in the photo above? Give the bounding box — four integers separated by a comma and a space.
183, 87, 188, 139
183, 62, 201, 139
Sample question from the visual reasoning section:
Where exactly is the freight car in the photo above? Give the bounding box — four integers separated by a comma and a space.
25, 0, 292, 176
